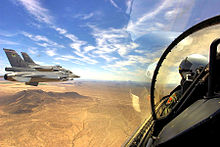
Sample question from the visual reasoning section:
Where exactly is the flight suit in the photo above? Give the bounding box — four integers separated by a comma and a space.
162, 90, 181, 116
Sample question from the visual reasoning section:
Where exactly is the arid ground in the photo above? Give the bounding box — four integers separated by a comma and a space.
0, 80, 151, 147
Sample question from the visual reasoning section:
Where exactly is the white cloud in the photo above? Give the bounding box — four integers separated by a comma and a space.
128, 55, 151, 63
70, 43, 82, 52
112, 60, 136, 67
17, 0, 53, 24
63, 33, 87, 52
55, 52, 98, 65
89, 25, 138, 56
164, 8, 179, 20
82, 13, 94, 20
45, 49, 57, 56
22, 32, 64, 48
74, 12, 94, 20
155, 22, 165, 28
83, 45, 96, 52
70, 40, 87, 52
0, 30, 17, 37
103, 54, 151, 76
17, 0, 87, 52
23, 32, 51, 43
55, 57, 71, 61
0, 39, 18, 45
99, 54, 117, 62
117, 42, 139, 56
55, 55, 82, 64
35, 35, 49, 42
134, 50, 145, 54
28, 47, 38, 55
64, 33, 78, 42
17, 0, 93, 65
36, 42, 49, 47
55, 27, 67, 34
109, 0, 120, 9
74, 51, 98, 64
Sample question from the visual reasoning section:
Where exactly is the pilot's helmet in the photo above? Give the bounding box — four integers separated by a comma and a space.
179, 54, 208, 80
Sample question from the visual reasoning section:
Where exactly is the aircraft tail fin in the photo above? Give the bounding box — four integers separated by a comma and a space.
3, 48, 28, 67
21, 52, 38, 65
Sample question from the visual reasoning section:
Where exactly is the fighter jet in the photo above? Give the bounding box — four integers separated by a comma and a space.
3, 48, 80, 86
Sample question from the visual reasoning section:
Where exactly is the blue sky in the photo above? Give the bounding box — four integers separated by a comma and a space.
0, 0, 220, 81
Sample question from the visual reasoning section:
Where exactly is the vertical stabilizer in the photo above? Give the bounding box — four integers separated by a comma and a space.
3, 48, 28, 67
21, 52, 38, 65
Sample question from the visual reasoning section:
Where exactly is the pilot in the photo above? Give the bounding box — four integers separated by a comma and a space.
163, 54, 208, 115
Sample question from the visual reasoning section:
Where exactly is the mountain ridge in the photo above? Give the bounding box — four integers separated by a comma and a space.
0, 89, 88, 114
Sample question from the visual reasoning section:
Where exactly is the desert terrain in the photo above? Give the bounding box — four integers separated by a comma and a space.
0, 80, 151, 147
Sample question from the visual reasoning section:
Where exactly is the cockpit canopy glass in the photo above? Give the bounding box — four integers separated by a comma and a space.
152, 23, 220, 119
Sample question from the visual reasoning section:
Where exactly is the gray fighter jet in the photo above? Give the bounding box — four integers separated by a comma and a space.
3, 48, 80, 86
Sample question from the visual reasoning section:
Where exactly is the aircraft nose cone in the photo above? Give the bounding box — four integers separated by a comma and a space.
71, 74, 80, 78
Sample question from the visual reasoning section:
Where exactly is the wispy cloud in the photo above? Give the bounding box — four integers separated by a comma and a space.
83, 45, 96, 52
54, 27, 67, 34
55, 53, 98, 65
82, 13, 94, 20
108, 60, 136, 68
105, 54, 150, 70
116, 42, 139, 56
109, 0, 120, 9
51, 28, 87, 52
164, 8, 179, 21
74, 12, 94, 20
17, 0, 92, 64
22, 32, 64, 48
45, 48, 57, 56
17, 0, 53, 24
89, 25, 139, 57
27, 47, 39, 55
0, 30, 17, 37
70, 42, 86, 52
17, 0, 88, 52
99, 54, 117, 62
74, 51, 98, 64
0, 39, 19, 45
